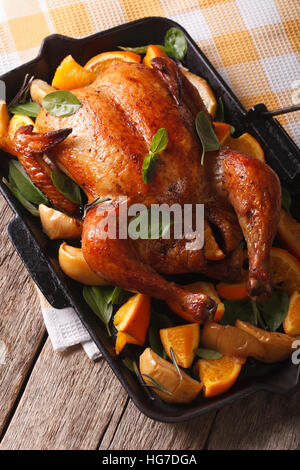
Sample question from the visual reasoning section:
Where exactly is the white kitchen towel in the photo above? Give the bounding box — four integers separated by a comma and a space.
37, 289, 102, 360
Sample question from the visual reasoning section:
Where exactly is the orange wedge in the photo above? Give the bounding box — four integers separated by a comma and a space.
84, 51, 141, 75
278, 209, 300, 261
216, 282, 248, 300
143, 44, 168, 68
7, 115, 35, 140
167, 281, 225, 323
213, 122, 231, 144
195, 356, 244, 398
160, 323, 200, 368
224, 132, 265, 162
283, 290, 300, 336
52, 55, 96, 90
204, 220, 225, 261
115, 331, 140, 355
269, 247, 300, 295
113, 293, 150, 346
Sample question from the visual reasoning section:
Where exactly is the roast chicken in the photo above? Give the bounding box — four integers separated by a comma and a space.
10, 57, 281, 322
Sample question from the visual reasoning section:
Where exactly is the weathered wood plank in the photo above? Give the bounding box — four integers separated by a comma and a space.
0, 341, 128, 450
207, 390, 300, 450
0, 198, 45, 436
99, 399, 216, 450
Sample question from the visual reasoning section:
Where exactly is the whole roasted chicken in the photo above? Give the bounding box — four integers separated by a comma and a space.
11, 58, 281, 322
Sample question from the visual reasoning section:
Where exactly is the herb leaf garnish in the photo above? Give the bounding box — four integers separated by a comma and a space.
9, 101, 41, 118
128, 207, 173, 240
83, 196, 111, 219
214, 97, 225, 122
148, 312, 173, 359
9, 160, 48, 205
142, 374, 173, 396
8, 74, 34, 108
142, 128, 168, 183
83, 286, 117, 335
169, 346, 183, 380
164, 28, 187, 61
194, 348, 222, 360
42, 90, 81, 117
51, 171, 82, 205
195, 112, 220, 165
2, 177, 40, 217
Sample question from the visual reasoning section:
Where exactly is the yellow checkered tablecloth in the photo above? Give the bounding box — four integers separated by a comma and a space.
0, 0, 299, 145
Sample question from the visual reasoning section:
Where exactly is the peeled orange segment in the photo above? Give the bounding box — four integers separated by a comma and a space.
270, 247, 300, 295
204, 220, 225, 261
113, 293, 150, 346
115, 331, 140, 355
84, 51, 141, 75
213, 122, 231, 144
195, 356, 244, 398
167, 281, 225, 323
278, 209, 300, 261
52, 55, 96, 90
7, 114, 35, 140
224, 133, 265, 162
160, 323, 200, 368
143, 44, 168, 68
283, 291, 300, 336
216, 282, 248, 300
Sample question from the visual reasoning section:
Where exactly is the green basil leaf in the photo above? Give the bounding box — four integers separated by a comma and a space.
42, 90, 81, 117
194, 348, 222, 360
9, 160, 48, 205
51, 171, 82, 205
111, 287, 131, 305
214, 97, 225, 122
150, 128, 168, 154
281, 186, 292, 214
195, 111, 220, 164
148, 312, 173, 359
142, 153, 159, 184
220, 298, 257, 326
164, 27, 187, 61
257, 289, 289, 332
9, 101, 41, 118
2, 177, 40, 217
83, 286, 115, 335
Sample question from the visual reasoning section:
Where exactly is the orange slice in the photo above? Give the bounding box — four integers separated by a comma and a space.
115, 331, 140, 355
52, 55, 96, 90
160, 323, 200, 368
7, 115, 35, 140
143, 44, 168, 68
195, 356, 244, 398
283, 290, 300, 336
167, 281, 225, 323
224, 132, 265, 162
113, 293, 150, 346
278, 209, 300, 261
84, 51, 141, 75
269, 247, 300, 295
213, 122, 231, 144
216, 282, 248, 300
204, 220, 225, 261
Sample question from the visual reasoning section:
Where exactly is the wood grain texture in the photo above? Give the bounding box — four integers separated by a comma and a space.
207, 390, 300, 450
99, 399, 216, 450
0, 341, 128, 450
0, 197, 45, 436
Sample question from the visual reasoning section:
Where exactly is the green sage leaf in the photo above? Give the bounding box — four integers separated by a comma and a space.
214, 97, 225, 122
194, 348, 222, 360
142, 153, 159, 184
42, 90, 81, 117
258, 289, 289, 332
150, 128, 168, 154
220, 298, 257, 326
51, 171, 82, 205
148, 312, 173, 359
9, 101, 41, 118
9, 160, 48, 205
83, 285, 116, 335
2, 177, 40, 217
195, 111, 220, 164
164, 27, 187, 61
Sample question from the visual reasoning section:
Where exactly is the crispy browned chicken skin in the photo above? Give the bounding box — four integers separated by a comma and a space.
14, 58, 280, 321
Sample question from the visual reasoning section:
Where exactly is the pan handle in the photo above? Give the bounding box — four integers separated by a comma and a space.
7, 216, 70, 309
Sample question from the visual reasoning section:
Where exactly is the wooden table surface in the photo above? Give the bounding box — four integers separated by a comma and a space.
0, 198, 299, 451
